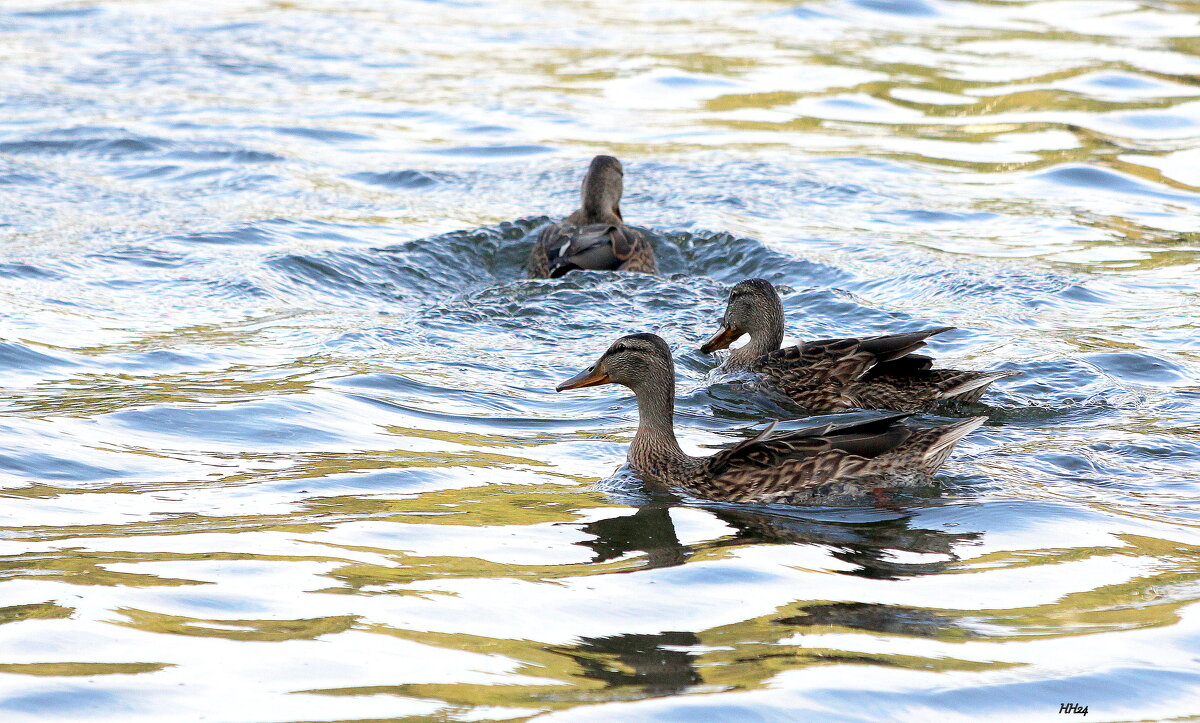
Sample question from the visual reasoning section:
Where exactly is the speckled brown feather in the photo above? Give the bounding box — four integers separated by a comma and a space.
749, 331, 964, 412
680, 414, 986, 504
527, 232, 551, 279
528, 221, 657, 278
609, 225, 659, 274
851, 367, 1016, 409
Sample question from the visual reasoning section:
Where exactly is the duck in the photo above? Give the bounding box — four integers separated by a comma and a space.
700, 278, 1018, 413
527, 155, 658, 278
557, 333, 987, 504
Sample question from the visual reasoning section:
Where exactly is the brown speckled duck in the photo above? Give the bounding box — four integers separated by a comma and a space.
527, 155, 658, 278
557, 333, 986, 504
701, 279, 1017, 413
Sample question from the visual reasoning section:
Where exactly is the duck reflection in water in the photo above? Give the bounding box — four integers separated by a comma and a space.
577, 505, 688, 569
775, 601, 961, 638
548, 631, 703, 696
575, 503, 981, 580
552, 507, 980, 698
547, 539, 975, 699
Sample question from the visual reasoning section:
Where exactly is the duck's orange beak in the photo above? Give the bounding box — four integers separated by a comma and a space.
556, 365, 611, 391
700, 326, 740, 354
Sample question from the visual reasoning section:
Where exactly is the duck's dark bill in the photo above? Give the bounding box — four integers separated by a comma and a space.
556, 366, 611, 391
700, 326, 740, 353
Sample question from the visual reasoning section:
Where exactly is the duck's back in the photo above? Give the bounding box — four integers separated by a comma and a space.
850, 359, 1017, 410
747, 328, 975, 412
684, 413, 912, 502
528, 221, 657, 279
679, 413, 985, 504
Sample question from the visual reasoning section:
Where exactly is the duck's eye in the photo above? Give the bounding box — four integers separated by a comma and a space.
611, 344, 627, 354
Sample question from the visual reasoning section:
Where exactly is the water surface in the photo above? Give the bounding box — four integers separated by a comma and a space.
1, 0, 1199, 721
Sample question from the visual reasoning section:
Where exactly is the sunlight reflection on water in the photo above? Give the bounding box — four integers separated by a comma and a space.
0, 0, 1198, 720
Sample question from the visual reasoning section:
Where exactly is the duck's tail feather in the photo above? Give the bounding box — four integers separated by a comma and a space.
922, 416, 987, 472
938, 370, 1021, 403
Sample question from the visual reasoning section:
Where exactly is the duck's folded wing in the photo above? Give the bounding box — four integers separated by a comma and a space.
539, 223, 622, 277
609, 225, 658, 274
755, 328, 955, 387
699, 412, 915, 482
752, 338, 877, 389
859, 353, 935, 381
531, 222, 657, 278
527, 224, 555, 278
853, 327, 955, 366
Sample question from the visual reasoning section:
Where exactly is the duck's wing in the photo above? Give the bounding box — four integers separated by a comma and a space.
849, 328, 1018, 406
858, 353, 935, 380
536, 222, 618, 278
754, 328, 956, 390
693, 413, 916, 499
838, 327, 956, 369
527, 224, 555, 279
610, 225, 658, 275
531, 222, 658, 278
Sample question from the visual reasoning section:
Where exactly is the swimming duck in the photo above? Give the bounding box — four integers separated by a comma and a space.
701, 279, 1017, 413
557, 333, 986, 504
527, 155, 658, 278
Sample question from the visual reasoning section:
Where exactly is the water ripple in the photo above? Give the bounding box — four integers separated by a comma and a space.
0, 0, 1198, 720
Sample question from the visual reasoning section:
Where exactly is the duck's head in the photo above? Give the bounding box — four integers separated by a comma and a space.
700, 278, 783, 353
557, 333, 672, 392
580, 155, 624, 221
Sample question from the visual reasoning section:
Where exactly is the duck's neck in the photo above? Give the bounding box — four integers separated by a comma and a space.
581, 199, 621, 224
726, 319, 784, 370
577, 172, 623, 224
628, 375, 691, 476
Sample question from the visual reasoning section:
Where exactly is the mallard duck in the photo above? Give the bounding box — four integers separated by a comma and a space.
557, 333, 987, 504
701, 278, 1017, 413
527, 155, 658, 278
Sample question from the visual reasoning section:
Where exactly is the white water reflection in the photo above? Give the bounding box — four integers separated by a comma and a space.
1, 0, 1199, 720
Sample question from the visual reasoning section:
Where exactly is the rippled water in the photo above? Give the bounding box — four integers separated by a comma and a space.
2, 0, 1199, 720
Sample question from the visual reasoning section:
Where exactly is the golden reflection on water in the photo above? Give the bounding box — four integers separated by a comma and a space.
1, 0, 1199, 719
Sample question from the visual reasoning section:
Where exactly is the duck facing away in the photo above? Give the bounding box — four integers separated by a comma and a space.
527, 155, 658, 279
701, 279, 1018, 413
557, 333, 987, 504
